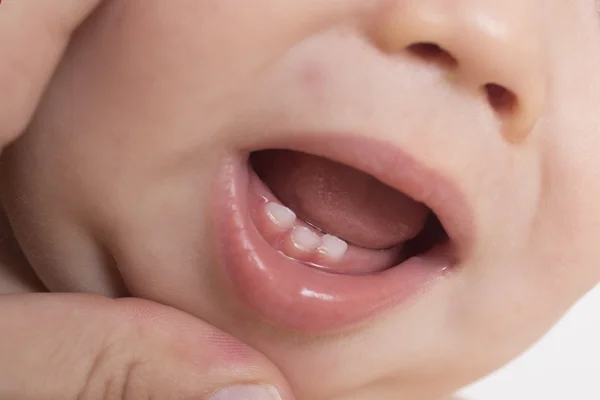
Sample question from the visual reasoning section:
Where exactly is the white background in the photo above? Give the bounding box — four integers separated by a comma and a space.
459, 284, 600, 400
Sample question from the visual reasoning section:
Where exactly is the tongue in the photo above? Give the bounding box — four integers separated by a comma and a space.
251, 150, 430, 250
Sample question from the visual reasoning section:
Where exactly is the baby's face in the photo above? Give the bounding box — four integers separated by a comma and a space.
4, 1, 600, 399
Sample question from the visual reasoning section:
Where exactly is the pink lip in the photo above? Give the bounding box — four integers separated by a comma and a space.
213, 134, 474, 333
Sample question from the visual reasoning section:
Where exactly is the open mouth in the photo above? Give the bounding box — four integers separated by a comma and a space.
249, 150, 448, 276
214, 135, 472, 333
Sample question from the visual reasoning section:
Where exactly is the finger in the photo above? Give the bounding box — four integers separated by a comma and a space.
0, 0, 103, 147
0, 293, 291, 400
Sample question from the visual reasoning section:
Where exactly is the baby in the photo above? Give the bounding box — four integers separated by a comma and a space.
2, 0, 600, 399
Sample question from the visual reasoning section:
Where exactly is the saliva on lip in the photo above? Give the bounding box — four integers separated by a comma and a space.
264, 201, 349, 265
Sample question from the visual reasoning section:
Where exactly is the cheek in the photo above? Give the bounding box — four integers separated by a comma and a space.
0, 1, 239, 295
533, 134, 600, 297
532, 53, 600, 298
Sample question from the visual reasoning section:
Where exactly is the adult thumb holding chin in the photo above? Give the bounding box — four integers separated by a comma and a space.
0, 294, 291, 400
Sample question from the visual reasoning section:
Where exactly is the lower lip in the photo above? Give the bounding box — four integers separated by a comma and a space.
213, 138, 465, 333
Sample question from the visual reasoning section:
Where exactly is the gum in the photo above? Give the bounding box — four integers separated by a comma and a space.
248, 170, 402, 275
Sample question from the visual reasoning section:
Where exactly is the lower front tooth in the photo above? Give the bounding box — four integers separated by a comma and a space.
265, 202, 296, 229
319, 234, 348, 261
291, 226, 322, 252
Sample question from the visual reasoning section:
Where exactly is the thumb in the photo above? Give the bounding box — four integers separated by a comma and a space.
0, 293, 292, 400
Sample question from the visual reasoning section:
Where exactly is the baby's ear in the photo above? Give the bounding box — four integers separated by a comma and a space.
0, 0, 103, 151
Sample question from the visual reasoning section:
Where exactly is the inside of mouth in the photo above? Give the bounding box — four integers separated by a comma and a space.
248, 149, 448, 275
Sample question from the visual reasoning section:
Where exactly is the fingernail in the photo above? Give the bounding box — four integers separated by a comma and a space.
209, 384, 283, 400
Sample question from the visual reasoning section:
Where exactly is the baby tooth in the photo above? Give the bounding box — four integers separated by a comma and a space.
291, 226, 322, 252
265, 202, 296, 229
319, 234, 348, 261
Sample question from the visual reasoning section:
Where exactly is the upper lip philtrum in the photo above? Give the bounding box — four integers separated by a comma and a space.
215, 133, 474, 333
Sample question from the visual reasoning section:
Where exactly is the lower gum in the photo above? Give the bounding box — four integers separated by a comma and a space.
248, 169, 404, 274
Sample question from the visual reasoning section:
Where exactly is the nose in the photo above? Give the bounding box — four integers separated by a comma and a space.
372, 0, 547, 144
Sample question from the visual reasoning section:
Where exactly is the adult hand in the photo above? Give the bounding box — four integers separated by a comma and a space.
0, 1, 291, 399
0, 295, 290, 399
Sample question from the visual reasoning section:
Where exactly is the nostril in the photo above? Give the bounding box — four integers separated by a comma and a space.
484, 83, 517, 116
406, 42, 458, 69
406, 44, 520, 118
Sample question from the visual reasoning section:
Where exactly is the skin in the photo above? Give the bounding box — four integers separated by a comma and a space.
0, 1, 293, 399
2, 0, 600, 399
